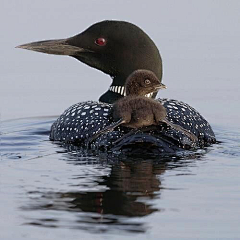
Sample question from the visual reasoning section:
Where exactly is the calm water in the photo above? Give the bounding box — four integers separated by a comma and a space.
1, 118, 240, 239
1, 1, 240, 239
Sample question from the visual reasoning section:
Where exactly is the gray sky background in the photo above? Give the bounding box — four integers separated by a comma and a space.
0, 0, 240, 128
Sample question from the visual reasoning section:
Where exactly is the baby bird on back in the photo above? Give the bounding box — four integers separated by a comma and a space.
89, 69, 197, 144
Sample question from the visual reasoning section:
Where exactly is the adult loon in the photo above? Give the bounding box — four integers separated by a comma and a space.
17, 20, 216, 153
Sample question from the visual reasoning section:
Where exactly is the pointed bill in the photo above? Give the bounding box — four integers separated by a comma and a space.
155, 83, 167, 91
16, 39, 92, 56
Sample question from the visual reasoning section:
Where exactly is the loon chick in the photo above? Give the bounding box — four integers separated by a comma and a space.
16, 20, 216, 152
89, 70, 197, 143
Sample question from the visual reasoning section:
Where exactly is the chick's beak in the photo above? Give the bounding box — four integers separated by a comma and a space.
154, 83, 167, 91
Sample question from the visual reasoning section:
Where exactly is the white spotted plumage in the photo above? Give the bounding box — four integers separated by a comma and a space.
50, 99, 215, 150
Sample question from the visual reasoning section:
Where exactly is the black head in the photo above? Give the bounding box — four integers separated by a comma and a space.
16, 20, 163, 103
125, 70, 165, 96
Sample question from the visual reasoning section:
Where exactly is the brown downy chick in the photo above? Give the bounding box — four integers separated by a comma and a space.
89, 69, 197, 143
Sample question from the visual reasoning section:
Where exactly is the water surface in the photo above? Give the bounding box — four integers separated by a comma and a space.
1, 118, 240, 239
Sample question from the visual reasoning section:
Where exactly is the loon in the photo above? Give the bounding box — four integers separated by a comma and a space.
88, 69, 197, 144
17, 20, 216, 153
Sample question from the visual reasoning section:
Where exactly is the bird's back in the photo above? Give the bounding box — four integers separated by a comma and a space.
113, 96, 166, 128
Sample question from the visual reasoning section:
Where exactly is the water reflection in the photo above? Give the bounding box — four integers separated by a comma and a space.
1, 117, 206, 233
71, 161, 163, 216
22, 152, 202, 233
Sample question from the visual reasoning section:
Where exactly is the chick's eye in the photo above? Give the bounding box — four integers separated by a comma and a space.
145, 79, 151, 85
95, 38, 106, 46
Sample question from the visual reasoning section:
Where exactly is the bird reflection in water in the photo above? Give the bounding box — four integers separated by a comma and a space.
21, 150, 202, 233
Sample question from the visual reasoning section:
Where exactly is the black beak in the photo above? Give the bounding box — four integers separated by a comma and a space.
16, 38, 93, 56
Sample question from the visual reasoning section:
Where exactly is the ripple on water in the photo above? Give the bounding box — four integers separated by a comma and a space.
0, 117, 240, 239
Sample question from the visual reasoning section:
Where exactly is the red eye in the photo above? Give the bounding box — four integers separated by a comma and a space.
95, 38, 106, 46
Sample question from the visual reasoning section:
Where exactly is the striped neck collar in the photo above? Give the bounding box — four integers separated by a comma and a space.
108, 85, 154, 98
